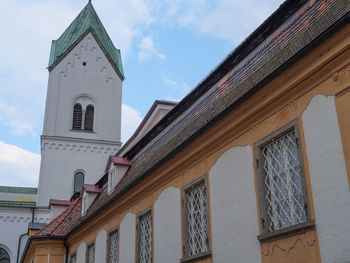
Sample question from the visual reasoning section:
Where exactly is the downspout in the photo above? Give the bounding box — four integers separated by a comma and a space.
64, 239, 69, 263
16, 233, 27, 263
17, 207, 34, 263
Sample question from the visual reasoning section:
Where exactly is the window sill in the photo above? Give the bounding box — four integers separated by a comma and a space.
180, 251, 211, 263
70, 129, 95, 133
258, 220, 315, 242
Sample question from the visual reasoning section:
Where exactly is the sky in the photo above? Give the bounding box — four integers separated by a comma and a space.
0, 0, 284, 187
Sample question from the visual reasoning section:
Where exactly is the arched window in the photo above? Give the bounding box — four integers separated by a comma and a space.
0, 248, 10, 263
73, 172, 84, 192
72, 104, 82, 130
84, 105, 94, 131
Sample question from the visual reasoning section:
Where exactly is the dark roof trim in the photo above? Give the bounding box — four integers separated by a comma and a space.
124, 0, 307, 160
49, 199, 71, 207
83, 184, 101, 193
28, 223, 47, 231
65, 6, 350, 239
105, 156, 132, 171
0, 186, 37, 194
117, 100, 177, 155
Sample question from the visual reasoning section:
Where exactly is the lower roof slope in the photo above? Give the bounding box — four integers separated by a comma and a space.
35, 197, 82, 237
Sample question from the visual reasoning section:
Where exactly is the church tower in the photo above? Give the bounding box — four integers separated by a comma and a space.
37, 2, 124, 206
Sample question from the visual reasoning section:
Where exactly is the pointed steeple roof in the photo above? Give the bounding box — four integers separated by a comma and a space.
48, 2, 124, 78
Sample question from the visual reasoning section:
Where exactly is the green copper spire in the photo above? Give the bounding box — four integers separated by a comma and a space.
48, 2, 124, 78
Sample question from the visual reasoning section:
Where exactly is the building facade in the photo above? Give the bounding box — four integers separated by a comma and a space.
19, 0, 350, 262
0, 2, 125, 262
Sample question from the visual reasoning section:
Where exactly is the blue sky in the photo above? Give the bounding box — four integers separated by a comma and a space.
0, 0, 284, 186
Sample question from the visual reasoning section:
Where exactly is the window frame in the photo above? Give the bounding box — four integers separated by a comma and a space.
136, 207, 153, 263
84, 104, 94, 131
106, 226, 120, 263
73, 171, 85, 193
181, 174, 211, 263
69, 252, 77, 263
254, 119, 314, 242
86, 241, 95, 263
108, 166, 117, 194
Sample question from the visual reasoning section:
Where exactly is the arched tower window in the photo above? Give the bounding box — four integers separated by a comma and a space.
73, 171, 84, 192
0, 248, 10, 263
72, 104, 82, 130
84, 105, 94, 131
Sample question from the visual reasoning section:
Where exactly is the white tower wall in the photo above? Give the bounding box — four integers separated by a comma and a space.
38, 32, 122, 206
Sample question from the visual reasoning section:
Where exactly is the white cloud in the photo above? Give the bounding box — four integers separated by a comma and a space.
0, 141, 40, 187
138, 36, 166, 61
121, 104, 143, 143
0, 102, 36, 137
94, 0, 154, 56
162, 73, 191, 101
154, 0, 283, 43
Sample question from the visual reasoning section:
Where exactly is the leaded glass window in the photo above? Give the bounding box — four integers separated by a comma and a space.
108, 229, 119, 263
0, 248, 10, 263
255, 122, 310, 235
183, 179, 209, 258
137, 210, 152, 263
86, 243, 95, 263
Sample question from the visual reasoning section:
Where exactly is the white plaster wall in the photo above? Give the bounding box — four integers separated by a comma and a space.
108, 165, 129, 193
95, 229, 107, 263
0, 207, 50, 263
119, 212, 135, 263
43, 32, 122, 142
302, 95, 350, 262
154, 187, 181, 263
37, 137, 120, 206
50, 205, 68, 220
77, 242, 86, 263
209, 145, 261, 263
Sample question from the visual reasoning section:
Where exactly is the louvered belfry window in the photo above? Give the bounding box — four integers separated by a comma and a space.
72, 103, 82, 130
84, 105, 94, 131
108, 229, 119, 263
255, 122, 310, 236
183, 178, 209, 258
137, 210, 152, 263
86, 243, 95, 263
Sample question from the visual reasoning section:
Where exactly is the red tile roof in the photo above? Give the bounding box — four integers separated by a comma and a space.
35, 197, 82, 237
